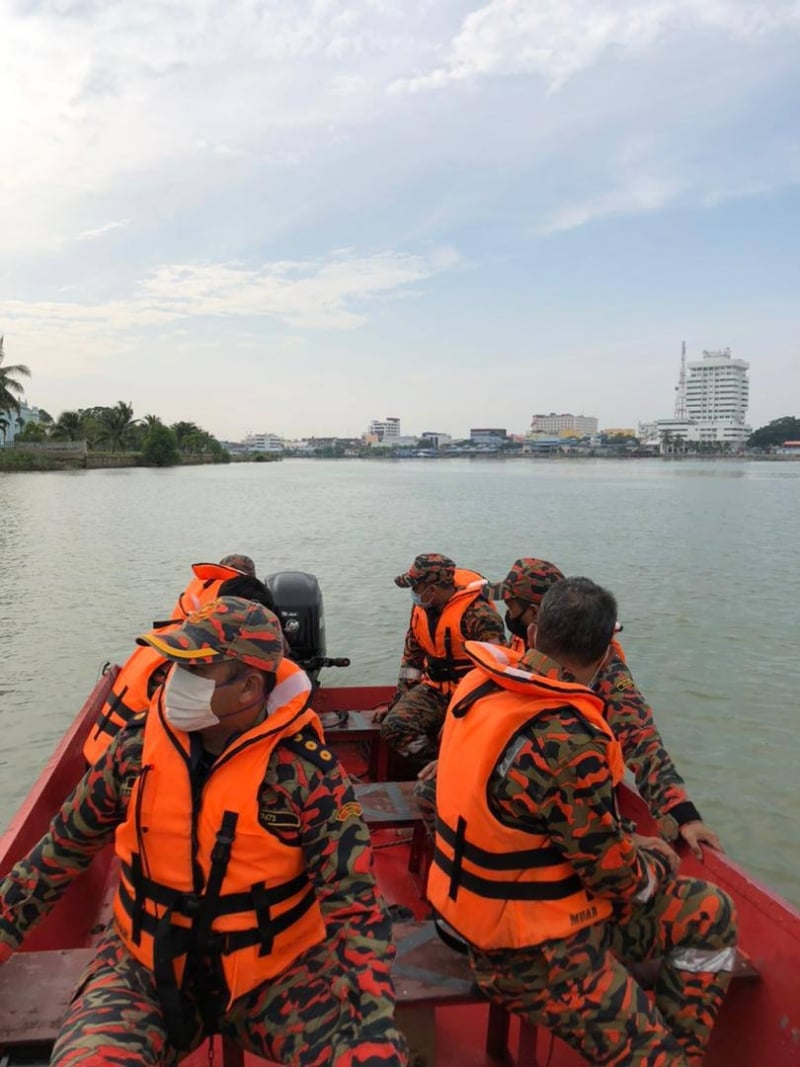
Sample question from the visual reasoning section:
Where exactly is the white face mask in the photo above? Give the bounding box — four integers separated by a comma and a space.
163, 666, 221, 732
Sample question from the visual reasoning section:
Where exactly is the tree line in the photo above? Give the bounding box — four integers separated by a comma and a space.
0, 338, 226, 466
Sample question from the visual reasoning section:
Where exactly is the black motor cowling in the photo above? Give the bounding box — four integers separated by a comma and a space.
266, 570, 327, 673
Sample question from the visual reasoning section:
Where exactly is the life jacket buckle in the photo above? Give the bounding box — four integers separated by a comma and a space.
182, 892, 202, 917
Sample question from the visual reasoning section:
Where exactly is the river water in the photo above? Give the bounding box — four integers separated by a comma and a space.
1, 458, 798, 904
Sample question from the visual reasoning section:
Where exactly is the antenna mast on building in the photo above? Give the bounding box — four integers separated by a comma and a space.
674, 340, 687, 419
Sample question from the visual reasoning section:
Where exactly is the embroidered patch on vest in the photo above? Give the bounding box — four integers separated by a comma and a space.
258, 808, 302, 836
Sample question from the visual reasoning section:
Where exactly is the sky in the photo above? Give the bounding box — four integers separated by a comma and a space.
1, 0, 799, 441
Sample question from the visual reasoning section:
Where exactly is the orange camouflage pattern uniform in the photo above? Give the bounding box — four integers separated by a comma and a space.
595, 650, 703, 837
464, 650, 737, 1066
0, 720, 407, 1067
381, 597, 505, 768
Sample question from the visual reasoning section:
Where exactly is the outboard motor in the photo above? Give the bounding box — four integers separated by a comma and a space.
266, 570, 326, 667
266, 570, 349, 684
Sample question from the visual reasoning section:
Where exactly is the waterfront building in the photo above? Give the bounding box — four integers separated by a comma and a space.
366, 417, 401, 442
683, 349, 751, 447
470, 427, 507, 445
0, 401, 42, 446
420, 432, 452, 451
242, 431, 284, 453
529, 413, 598, 436
648, 346, 752, 451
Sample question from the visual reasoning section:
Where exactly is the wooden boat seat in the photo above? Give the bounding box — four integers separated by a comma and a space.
354, 780, 428, 874
0, 936, 762, 1067
0, 922, 508, 1061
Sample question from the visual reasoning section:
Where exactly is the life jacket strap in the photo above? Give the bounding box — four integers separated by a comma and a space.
91, 684, 137, 743
449, 678, 499, 719
436, 816, 565, 869
192, 811, 238, 956
152, 898, 195, 1050
433, 845, 584, 901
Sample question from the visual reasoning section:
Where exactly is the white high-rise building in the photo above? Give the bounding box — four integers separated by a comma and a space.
653, 346, 751, 451
685, 349, 750, 425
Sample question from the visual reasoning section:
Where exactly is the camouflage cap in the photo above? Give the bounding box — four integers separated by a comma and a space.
218, 553, 256, 576
137, 596, 283, 672
394, 553, 456, 588
501, 558, 566, 607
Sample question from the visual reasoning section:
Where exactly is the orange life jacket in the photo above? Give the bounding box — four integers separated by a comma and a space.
84, 565, 247, 765
82, 641, 171, 765
169, 562, 246, 621
428, 641, 625, 951
113, 659, 325, 1013
412, 568, 494, 694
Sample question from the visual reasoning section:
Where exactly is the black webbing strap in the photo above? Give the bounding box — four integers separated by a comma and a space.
153, 900, 195, 1050
129, 850, 144, 946
450, 678, 500, 718
251, 883, 274, 958
448, 815, 468, 901
191, 810, 238, 955
90, 684, 135, 742
434, 846, 583, 901
436, 816, 565, 869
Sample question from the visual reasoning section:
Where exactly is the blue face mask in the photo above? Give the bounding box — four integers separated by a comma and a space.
410, 589, 424, 606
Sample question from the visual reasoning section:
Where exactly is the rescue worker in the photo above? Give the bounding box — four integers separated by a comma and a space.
429, 577, 738, 1066
83, 568, 275, 765
378, 553, 504, 772
501, 557, 722, 857
168, 553, 257, 621
0, 598, 407, 1067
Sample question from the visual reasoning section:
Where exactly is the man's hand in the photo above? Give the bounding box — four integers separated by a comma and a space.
678, 821, 723, 860
632, 833, 680, 875
417, 759, 438, 781
373, 689, 404, 723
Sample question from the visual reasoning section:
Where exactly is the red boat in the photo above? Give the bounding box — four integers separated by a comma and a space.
1, 664, 799, 1066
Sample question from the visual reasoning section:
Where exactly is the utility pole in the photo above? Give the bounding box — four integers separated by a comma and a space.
674, 340, 687, 419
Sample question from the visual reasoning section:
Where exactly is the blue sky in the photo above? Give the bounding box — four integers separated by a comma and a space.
1, 0, 798, 440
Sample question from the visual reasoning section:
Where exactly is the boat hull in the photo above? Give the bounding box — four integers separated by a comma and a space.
1, 674, 799, 1065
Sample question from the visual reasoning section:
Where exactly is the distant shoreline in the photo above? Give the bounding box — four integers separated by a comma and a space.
2, 450, 796, 472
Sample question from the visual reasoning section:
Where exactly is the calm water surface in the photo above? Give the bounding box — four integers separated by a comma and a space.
1, 459, 798, 904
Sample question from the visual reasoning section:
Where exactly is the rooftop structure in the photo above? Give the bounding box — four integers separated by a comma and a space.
529, 413, 598, 436
366, 417, 401, 442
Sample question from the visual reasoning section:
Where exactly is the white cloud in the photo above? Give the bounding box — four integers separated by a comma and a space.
390, 0, 800, 94
1, 0, 799, 434
75, 219, 131, 241
0, 246, 461, 372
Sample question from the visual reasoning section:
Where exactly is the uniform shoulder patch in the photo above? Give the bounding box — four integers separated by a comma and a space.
281, 725, 337, 773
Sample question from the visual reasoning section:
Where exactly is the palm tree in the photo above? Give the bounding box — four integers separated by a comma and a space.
171, 421, 202, 453
97, 401, 139, 452
0, 337, 32, 419
50, 411, 86, 441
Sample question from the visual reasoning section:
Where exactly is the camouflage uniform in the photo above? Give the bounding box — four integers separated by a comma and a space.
218, 553, 256, 576
500, 558, 707, 838
462, 649, 737, 1066
0, 599, 406, 1067
414, 650, 704, 841
595, 654, 703, 838
382, 554, 504, 770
